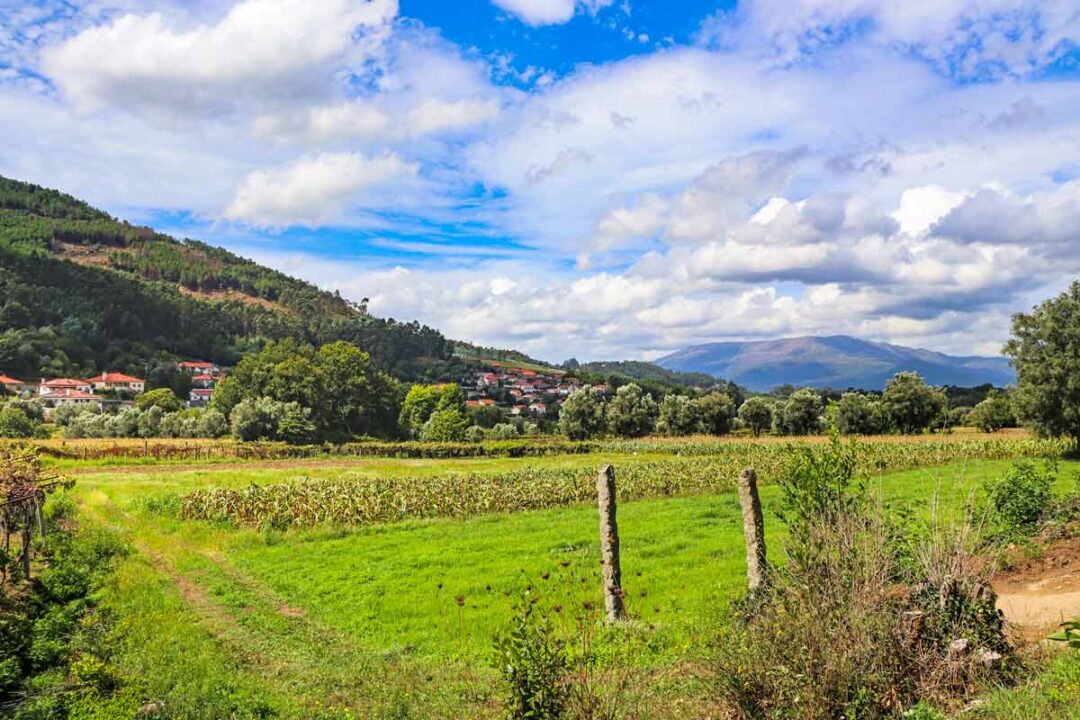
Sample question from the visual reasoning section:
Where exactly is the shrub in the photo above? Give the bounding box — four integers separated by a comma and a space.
710, 438, 1010, 719
968, 391, 1015, 433
488, 423, 520, 441
493, 592, 569, 720
0, 406, 46, 438
983, 461, 1056, 535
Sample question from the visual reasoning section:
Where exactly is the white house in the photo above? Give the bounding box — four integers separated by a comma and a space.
91, 372, 146, 394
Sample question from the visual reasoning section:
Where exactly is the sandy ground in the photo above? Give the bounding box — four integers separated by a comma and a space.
994, 530, 1080, 639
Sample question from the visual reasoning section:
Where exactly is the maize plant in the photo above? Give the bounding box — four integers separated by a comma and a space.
179, 436, 1066, 530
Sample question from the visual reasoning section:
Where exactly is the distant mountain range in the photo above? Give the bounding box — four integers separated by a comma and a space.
656, 335, 1015, 391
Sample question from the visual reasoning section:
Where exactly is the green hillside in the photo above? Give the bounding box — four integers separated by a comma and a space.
0, 176, 453, 380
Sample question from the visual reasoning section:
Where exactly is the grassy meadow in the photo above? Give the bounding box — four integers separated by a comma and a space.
39, 432, 1077, 718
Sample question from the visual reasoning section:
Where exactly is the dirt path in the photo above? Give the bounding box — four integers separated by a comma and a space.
993, 532, 1080, 638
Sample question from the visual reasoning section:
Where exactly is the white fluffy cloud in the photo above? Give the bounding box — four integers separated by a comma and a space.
702, 1, 1080, 78
41, 0, 398, 115
491, 0, 613, 26
5, 0, 1080, 361
223, 151, 417, 227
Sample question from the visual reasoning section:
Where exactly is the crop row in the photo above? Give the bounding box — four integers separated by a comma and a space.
178, 436, 1069, 529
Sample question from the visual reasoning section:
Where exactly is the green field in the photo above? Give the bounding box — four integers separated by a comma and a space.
53, 438, 1078, 719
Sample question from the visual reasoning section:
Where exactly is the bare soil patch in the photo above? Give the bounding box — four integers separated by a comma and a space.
994, 530, 1080, 638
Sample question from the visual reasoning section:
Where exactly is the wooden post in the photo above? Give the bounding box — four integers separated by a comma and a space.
596, 464, 625, 622
738, 468, 768, 592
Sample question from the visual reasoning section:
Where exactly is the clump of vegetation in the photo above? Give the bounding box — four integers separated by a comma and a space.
0, 450, 128, 715
709, 438, 1011, 719
179, 437, 1066, 530
494, 591, 569, 719
1006, 280, 1080, 441
982, 461, 1057, 537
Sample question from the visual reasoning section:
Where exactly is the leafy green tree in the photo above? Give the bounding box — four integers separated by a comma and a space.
467, 403, 505, 429
558, 386, 606, 440
196, 409, 229, 438
775, 389, 823, 436
738, 397, 773, 436
135, 387, 182, 413
229, 397, 279, 442
316, 341, 397, 439
881, 372, 947, 434
213, 339, 398, 440
420, 407, 468, 442
1004, 281, 1080, 439
833, 392, 885, 435
488, 422, 519, 440
695, 391, 735, 435
398, 383, 465, 439
606, 383, 657, 438
967, 390, 1015, 433
657, 394, 700, 436
0, 406, 44, 438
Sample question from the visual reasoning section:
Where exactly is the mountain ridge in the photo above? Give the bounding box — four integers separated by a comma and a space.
656, 335, 1015, 391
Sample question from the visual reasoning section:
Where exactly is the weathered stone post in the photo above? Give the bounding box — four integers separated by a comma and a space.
596, 464, 625, 622
738, 468, 768, 592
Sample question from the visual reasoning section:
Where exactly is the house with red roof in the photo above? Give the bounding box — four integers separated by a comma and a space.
178, 361, 220, 376
91, 372, 146, 394
191, 373, 217, 389
40, 387, 102, 409
0, 374, 23, 394
39, 378, 93, 396
189, 388, 215, 407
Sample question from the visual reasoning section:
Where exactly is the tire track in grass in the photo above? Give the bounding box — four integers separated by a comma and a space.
79, 485, 495, 718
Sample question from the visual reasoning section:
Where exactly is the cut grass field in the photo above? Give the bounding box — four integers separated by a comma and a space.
63, 444, 1080, 718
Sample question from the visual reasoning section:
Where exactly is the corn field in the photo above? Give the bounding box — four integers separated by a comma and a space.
179, 436, 1069, 529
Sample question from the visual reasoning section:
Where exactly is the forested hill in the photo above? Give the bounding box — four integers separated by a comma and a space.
0, 176, 452, 380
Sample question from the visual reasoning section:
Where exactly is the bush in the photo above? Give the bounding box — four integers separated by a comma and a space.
710, 438, 1010, 719
983, 461, 1056, 535
0, 406, 46, 438
493, 592, 569, 720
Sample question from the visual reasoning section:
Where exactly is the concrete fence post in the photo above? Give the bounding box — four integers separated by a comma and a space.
738, 468, 768, 592
596, 464, 625, 622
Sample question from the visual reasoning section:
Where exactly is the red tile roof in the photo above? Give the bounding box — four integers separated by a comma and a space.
45, 388, 98, 400
42, 378, 90, 387
0, 374, 22, 385
192, 374, 215, 381
95, 372, 144, 384
178, 361, 215, 369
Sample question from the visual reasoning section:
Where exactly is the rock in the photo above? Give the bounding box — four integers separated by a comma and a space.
948, 638, 970, 660
977, 649, 1003, 670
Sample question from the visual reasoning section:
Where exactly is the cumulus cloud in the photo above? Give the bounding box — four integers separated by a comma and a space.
700, 0, 1080, 78
7, 0, 1080, 362
223, 151, 418, 228
491, 0, 613, 26
41, 0, 398, 116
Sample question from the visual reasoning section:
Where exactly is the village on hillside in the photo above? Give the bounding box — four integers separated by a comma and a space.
0, 361, 223, 412
466, 363, 598, 418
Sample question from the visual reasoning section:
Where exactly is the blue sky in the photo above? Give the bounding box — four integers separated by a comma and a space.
2, 1, 1080, 361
